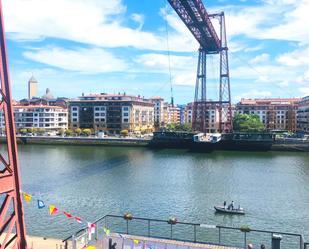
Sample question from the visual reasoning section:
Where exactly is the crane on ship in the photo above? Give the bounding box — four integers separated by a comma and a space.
167, 0, 232, 133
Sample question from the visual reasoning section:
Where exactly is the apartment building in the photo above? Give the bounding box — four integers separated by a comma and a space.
0, 105, 68, 131
236, 98, 301, 132
150, 96, 166, 129
297, 96, 309, 134
69, 93, 154, 134
184, 102, 220, 133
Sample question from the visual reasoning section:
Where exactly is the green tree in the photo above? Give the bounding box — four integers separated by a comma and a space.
19, 128, 27, 134
37, 128, 45, 135
166, 123, 192, 132
82, 128, 92, 136
75, 128, 82, 136
120, 129, 129, 136
233, 113, 265, 132
58, 128, 65, 136
65, 129, 73, 136
27, 127, 33, 133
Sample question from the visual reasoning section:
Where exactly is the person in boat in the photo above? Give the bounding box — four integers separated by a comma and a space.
260, 244, 265, 249
247, 244, 253, 249
231, 201, 234, 210
223, 201, 227, 209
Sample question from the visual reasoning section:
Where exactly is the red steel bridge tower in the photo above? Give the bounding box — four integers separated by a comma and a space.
167, 0, 232, 132
0, 0, 28, 248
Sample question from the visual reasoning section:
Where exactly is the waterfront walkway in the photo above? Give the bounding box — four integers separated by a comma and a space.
84, 233, 240, 249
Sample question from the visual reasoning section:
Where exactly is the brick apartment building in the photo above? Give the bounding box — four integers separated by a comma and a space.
236, 98, 301, 132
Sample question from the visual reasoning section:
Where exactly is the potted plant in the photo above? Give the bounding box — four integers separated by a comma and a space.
240, 225, 251, 233
167, 217, 178, 225
123, 212, 133, 220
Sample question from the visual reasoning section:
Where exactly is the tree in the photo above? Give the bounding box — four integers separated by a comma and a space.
75, 128, 82, 136
120, 129, 129, 136
82, 128, 92, 136
65, 129, 73, 136
233, 113, 265, 132
19, 128, 27, 134
58, 128, 65, 136
166, 123, 192, 132
37, 128, 45, 135
27, 127, 34, 134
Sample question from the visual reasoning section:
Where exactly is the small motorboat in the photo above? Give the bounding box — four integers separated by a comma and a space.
214, 205, 245, 215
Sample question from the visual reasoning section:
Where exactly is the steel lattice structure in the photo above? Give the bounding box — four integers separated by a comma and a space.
0, 0, 28, 248
168, 0, 232, 132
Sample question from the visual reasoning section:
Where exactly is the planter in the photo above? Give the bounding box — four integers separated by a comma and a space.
240, 225, 251, 233
167, 217, 178, 225
123, 213, 133, 220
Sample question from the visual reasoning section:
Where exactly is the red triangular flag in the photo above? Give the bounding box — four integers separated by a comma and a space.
75, 216, 82, 223
63, 211, 73, 218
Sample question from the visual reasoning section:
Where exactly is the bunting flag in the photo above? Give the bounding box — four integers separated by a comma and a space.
37, 200, 45, 209
88, 222, 96, 240
75, 216, 82, 223
87, 246, 95, 249
23, 192, 32, 202
63, 211, 73, 218
49, 205, 58, 215
133, 240, 139, 244
103, 227, 110, 236
88, 223, 95, 234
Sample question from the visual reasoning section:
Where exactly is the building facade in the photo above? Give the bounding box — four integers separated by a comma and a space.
150, 96, 166, 129
69, 93, 154, 134
0, 105, 68, 132
297, 96, 309, 134
28, 76, 38, 99
184, 102, 220, 133
236, 98, 301, 132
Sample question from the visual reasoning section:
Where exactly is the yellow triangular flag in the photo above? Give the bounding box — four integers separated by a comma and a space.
87, 246, 95, 249
133, 240, 139, 244
49, 205, 58, 215
23, 192, 32, 202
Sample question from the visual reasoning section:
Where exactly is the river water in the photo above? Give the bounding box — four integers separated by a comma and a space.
5, 145, 309, 240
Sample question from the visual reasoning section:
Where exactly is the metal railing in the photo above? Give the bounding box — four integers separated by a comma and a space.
63, 214, 306, 249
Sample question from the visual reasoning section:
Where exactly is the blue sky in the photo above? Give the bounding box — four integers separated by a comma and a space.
3, 0, 309, 104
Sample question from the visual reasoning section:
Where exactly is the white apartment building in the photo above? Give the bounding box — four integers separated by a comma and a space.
0, 105, 68, 131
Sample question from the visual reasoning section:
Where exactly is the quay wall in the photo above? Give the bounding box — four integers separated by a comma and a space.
0, 135, 308, 151
0, 135, 150, 147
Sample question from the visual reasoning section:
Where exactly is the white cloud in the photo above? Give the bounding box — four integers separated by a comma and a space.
23, 47, 129, 74
222, 0, 309, 45
277, 46, 309, 66
235, 90, 272, 101
3, 0, 197, 52
250, 53, 270, 64
299, 87, 309, 96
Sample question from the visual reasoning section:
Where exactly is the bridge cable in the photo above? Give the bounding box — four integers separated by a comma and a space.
164, 0, 174, 106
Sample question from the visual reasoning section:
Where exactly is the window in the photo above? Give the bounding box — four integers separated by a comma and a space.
72, 118, 77, 122
72, 113, 77, 116
95, 118, 100, 122
100, 113, 106, 117
95, 107, 100, 111
123, 107, 129, 111
123, 113, 129, 117
101, 118, 105, 122
100, 107, 106, 111
95, 113, 100, 116
123, 118, 129, 122
72, 107, 77, 111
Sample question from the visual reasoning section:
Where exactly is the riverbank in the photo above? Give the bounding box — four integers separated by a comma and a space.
0, 135, 308, 151
0, 135, 150, 147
